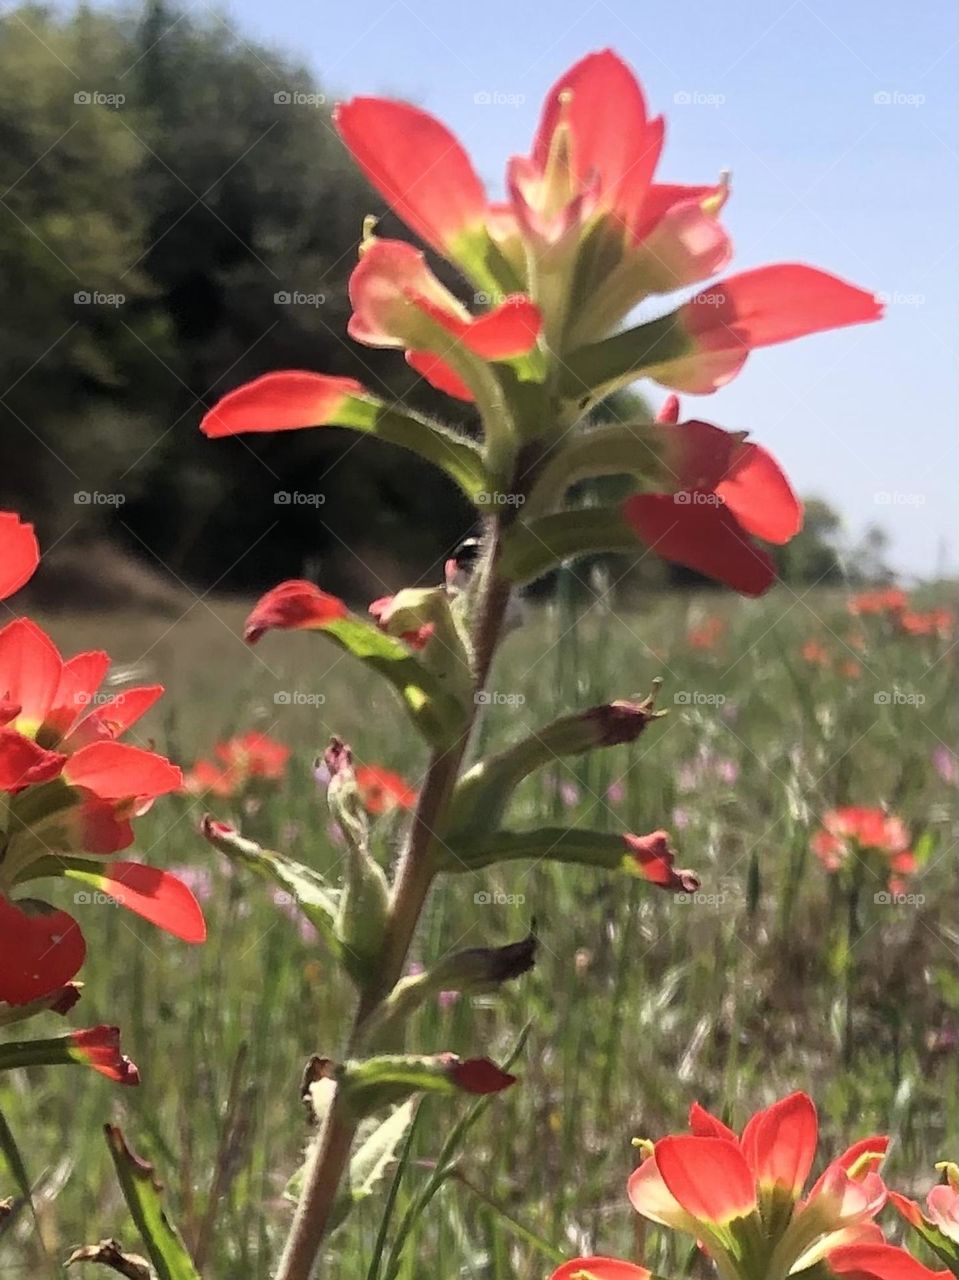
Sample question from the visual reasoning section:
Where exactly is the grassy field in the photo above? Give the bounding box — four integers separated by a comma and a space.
2, 580, 956, 1278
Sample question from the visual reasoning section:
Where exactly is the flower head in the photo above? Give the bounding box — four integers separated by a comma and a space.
811, 808, 915, 885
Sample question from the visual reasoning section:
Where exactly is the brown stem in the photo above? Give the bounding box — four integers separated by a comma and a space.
275, 516, 511, 1280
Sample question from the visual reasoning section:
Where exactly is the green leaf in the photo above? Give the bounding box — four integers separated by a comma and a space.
199, 820, 340, 952
0, 1108, 34, 1219
104, 1125, 200, 1280
339, 1100, 417, 1219
338, 1053, 515, 1118
498, 507, 641, 585
334, 396, 490, 502
436, 826, 631, 875
523, 421, 668, 518
559, 310, 691, 403
320, 616, 469, 749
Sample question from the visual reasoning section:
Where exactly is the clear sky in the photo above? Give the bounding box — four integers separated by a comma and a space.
164, 0, 959, 574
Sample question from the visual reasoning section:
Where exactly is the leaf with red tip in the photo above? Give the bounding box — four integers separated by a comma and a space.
623, 493, 777, 596
334, 98, 488, 261
826, 1243, 951, 1280
200, 370, 365, 437
0, 512, 39, 600
69, 1025, 140, 1085
623, 831, 699, 893
243, 580, 349, 644
64, 742, 182, 800
0, 896, 85, 1005
655, 1134, 757, 1224
446, 1057, 516, 1095
65, 862, 206, 943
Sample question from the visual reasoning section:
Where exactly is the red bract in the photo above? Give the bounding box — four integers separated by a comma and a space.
368, 595, 435, 650
0, 512, 39, 600
551, 1262, 652, 1280
200, 370, 364, 438
899, 609, 954, 639
623, 407, 802, 596
811, 808, 916, 883
0, 896, 86, 1005
628, 1092, 889, 1277
623, 832, 699, 893
848, 589, 908, 617
355, 764, 417, 815
69, 1025, 140, 1085
244, 580, 348, 644
826, 1244, 952, 1280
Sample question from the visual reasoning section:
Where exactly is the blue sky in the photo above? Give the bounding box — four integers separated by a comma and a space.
187, 1, 959, 573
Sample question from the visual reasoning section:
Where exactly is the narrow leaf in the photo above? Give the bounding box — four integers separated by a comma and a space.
104, 1125, 200, 1280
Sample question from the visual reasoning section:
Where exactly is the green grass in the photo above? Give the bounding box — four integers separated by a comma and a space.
2, 583, 956, 1277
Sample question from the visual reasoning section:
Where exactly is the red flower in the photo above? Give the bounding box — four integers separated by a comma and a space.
623, 832, 699, 893
803, 639, 832, 668
243, 580, 348, 644
889, 1162, 959, 1253
0, 512, 39, 600
811, 808, 915, 882
628, 1093, 888, 1276
848, 588, 908, 617
687, 616, 726, 650
826, 1244, 952, 1280
623, 409, 802, 596
647, 265, 882, 393
69, 1025, 140, 1085
0, 895, 86, 1005
184, 731, 290, 798
355, 764, 417, 815
200, 371, 365, 437
899, 609, 954, 639
551, 1262, 652, 1280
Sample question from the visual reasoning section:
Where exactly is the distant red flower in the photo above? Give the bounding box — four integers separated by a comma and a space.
848, 588, 908, 617
899, 609, 954, 639
812, 807, 916, 883
69, 1025, 140, 1085
184, 730, 291, 798
355, 764, 417, 815
623, 408, 802, 596
687, 616, 726, 650
802, 638, 832, 667
0, 512, 39, 600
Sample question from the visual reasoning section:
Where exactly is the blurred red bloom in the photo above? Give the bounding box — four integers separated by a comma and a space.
802, 639, 832, 667
898, 609, 954, 639
355, 764, 417, 814
811, 807, 916, 883
848, 589, 908, 617
687, 616, 726, 650
184, 730, 291, 798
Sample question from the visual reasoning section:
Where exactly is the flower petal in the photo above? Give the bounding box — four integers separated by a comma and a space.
201, 371, 365, 437
689, 1101, 738, 1142
551, 1259, 652, 1280
64, 742, 182, 800
243, 580, 348, 644
334, 98, 488, 258
623, 494, 777, 596
0, 617, 62, 727
0, 513, 39, 600
740, 1091, 818, 1196
0, 896, 85, 1005
627, 1154, 699, 1231
69, 1025, 140, 1085
70, 862, 206, 943
47, 650, 111, 738
0, 728, 66, 790
406, 350, 475, 401
68, 685, 164, 747
654, 1135, 758, 1224
826, 1243, 951, 1280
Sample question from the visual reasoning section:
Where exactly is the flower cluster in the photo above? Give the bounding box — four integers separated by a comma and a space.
183, 730, 291, 799
811, 807, 917, 894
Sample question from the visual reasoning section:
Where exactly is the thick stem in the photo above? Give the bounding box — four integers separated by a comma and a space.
275, 517, 511, 1280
